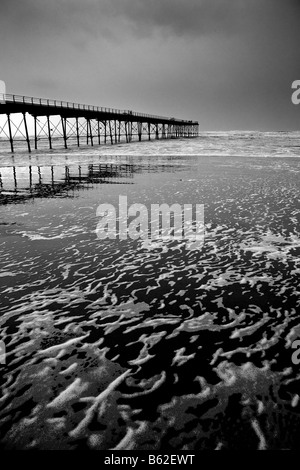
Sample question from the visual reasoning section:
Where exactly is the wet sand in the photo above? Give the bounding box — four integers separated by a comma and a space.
0, 136, 300, 449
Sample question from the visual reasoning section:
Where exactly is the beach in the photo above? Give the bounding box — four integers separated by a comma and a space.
0, 131, 300, 449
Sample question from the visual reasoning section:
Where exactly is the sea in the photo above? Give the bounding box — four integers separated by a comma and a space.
0, 131, 300, 449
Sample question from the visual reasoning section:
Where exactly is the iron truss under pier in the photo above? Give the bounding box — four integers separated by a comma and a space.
0, 94, 199, 153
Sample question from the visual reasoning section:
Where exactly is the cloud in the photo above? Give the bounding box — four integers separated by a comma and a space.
0, 1, 98, 38
0, 0, 267, 41
1, 0, 300, 129
99, 0, 239, 38
96, 0, 300, 40
1, 0, 300, 42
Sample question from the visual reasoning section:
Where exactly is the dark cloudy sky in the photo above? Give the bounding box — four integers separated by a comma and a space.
1, 0, 300, 130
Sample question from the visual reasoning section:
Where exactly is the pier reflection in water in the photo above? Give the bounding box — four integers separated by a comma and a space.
0, 156, 185, 205
0, 163, 137, 204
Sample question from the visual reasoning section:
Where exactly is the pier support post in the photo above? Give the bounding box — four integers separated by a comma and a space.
89, 119, 93, 146
129, 121, 132, 142
34, 116, 38, 150
114, 120, 117, 144
155, 123, 159, 140
61, 116, 68, 149
47, 115, 52, 149
98, 121, 101, 145
109, 120, 113, 145
7, 114, 14, 153
76, 117, 80, 147
23, 112, 31, 153
86, 119, 89, 145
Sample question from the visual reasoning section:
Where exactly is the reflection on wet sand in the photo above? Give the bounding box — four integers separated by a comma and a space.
0, 163, 135, 204
0, 159, 185, 205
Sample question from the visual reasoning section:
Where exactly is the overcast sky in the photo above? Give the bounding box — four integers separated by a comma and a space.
1, 0, 300, 130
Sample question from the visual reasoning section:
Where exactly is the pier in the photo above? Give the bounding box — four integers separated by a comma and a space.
0, 92, 199, 153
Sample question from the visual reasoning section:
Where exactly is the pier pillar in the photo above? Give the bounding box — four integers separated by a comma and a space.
61, 116, 67, 149
109, 120, 113, 145
34, 116, 38, 150
7, 114, 14, 153
98, 120, 101, 145
47, 116, 52, 149
114, 119, 117, 144
89, 119, 93, 146
86, 119, 89, 145
76, 117, 80, 147
23, 112, 31, 153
